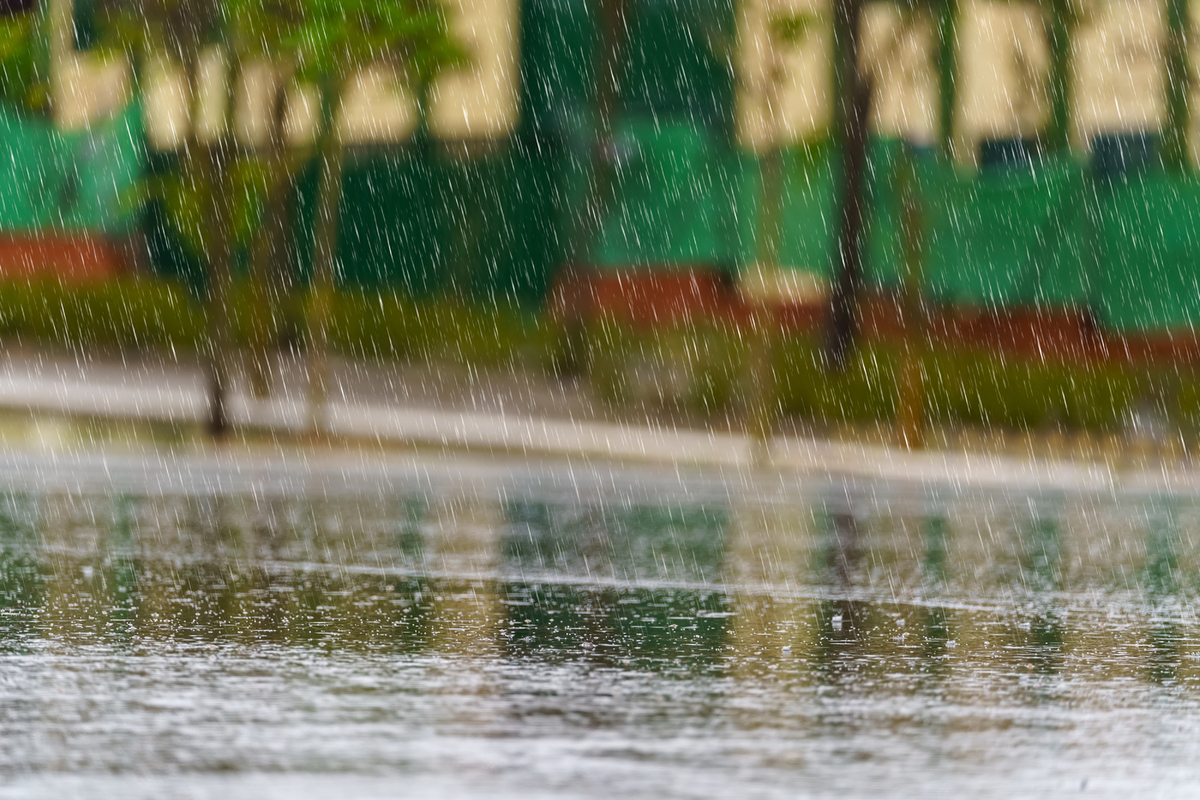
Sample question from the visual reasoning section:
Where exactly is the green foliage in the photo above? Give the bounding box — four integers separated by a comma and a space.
921, 349, 1142, 430
135, 169, 212, 254
91, 0, 227, 65
0, 279, 548, 370
322, 291, 547, 368
0, 11, 49, 113
578, 315, 638, 404
0, 278, 205, 351
582, 317, 1178, 433
583, 318, 747, 414
227, 155, 300, 251
224, 0, 306, 58
93, 0, 301, 65
127, 151, 297, 258
768, 11, 824, 47
776, 335, 899, 424
285, 0, 469, 93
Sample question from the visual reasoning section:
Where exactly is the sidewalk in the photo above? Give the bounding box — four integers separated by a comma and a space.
0, 347, 1191, 494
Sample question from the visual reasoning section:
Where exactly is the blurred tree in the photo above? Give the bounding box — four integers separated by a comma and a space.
824, 0, 966, 372
93, 0, 305, 435
286, 0, 467, 432
242, 54, 300, 399
224, 0, 304, 399
0, 6, 50, 113
823, 0, 957, 439
93, 0, 239, 436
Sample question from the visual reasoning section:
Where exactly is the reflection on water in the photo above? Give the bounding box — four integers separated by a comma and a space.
0, 476, 1199, 798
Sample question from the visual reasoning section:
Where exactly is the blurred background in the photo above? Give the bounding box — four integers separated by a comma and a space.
1, 0, 1200, 453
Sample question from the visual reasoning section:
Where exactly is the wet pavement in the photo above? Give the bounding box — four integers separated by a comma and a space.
0, 348, 1192, 491
0, 457, 1195, 797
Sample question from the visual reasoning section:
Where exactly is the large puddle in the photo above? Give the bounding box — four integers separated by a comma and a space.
0, 455, 1197, 798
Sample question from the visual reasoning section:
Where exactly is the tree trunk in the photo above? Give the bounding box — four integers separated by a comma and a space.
246, 64, 299, 399
1045, 0, 1073, 151
203, 137, 236, 439
746, 43, 787, 462
1164, 0, 1191, 171
895, 146, 925, 448
746, 144, 784, 463
553, 0, 632, 376
824, 57, 872, 373
245, 160, 292, 398
185, 48, 237, 440
582, 0, 628, 238
306, 85, 347, 434
937, 0, 959, 157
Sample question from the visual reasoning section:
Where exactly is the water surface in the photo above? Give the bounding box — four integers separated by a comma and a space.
0, 455, 1197, 798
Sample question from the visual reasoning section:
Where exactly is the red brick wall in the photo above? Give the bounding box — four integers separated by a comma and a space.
0, 234, 129, 282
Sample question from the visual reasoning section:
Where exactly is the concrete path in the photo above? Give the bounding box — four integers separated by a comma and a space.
0, 349, 1192, 494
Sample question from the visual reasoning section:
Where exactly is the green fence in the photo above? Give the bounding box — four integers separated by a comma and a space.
291, 141, 567, 305
120, 120, 1200, 334
0, 102, 142, 234
592, 120, 738, 269
732, 141, 1200, 333
731, 139, 907, 288
921, 154, 1091, 308
1093, 172, 1200, 332
146, 140, 570, 307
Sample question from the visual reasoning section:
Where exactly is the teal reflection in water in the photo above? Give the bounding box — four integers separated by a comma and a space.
503, 501, 729, 584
